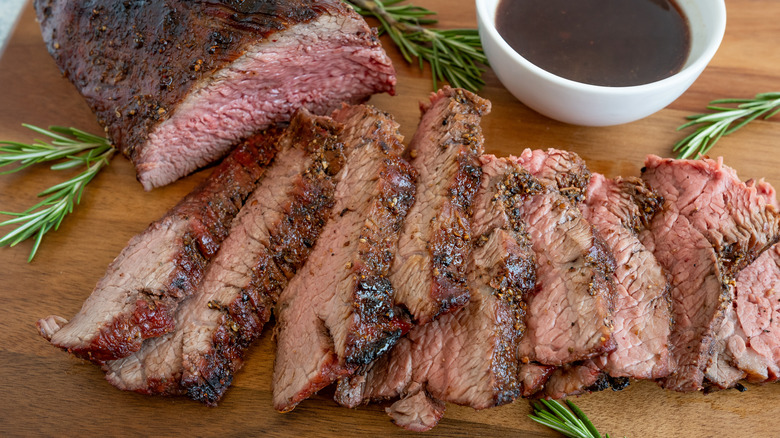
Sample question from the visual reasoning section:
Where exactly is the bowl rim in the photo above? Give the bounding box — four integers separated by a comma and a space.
475, 0, 727, 94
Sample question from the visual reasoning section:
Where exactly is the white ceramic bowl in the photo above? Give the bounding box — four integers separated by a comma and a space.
476, 0, 727, 126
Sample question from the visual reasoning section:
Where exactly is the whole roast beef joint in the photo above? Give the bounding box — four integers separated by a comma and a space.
34, 0, 396, 189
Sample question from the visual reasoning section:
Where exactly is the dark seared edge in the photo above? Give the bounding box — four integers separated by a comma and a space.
182, 112, 346, 404
391, 87, 489, 324
272, 105, 415, 412
344, 157, 418, 366
37, 129, 280, 362
333, 156, 536, 432
100, 110, 345, 403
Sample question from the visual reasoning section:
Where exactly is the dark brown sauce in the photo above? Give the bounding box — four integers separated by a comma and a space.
495, 0, 691, 87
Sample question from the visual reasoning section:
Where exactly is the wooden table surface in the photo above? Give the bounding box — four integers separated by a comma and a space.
1, 1, 779, 436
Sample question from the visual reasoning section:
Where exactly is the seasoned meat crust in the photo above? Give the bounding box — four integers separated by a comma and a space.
37, 128, 281, 362
512, 149, 616, 367
390, 87, 489, 324
34, 0, 396, 189
272, 105, 416, 413
334, 155, 536, 432
102, 109, 345, 404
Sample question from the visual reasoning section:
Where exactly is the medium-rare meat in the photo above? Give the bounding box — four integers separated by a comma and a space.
641, 155, 780, 392
272, 105, 416, 412
535, 174, 670, 398
34, 0, 396, 189
333, 155, 536, 432
37, 129, 280, 362
705, 184, 780, 388
390, 87, 488, 324
512, 149, 616, 366
581, 174, 671, 379
102, 109, 345, 404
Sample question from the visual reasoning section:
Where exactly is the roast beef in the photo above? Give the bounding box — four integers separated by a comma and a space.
390, 87, 488, 324
512, 149, 616, 366
333, 155, 536, 432
102, 109, 346, 403
705, 183, 780, 388
581, 174, 671, 379
536, 174, 670, 398
37, 129, 280, 362
34, 0, 396, 189
272, 105, 416, 412
641, 155, 780, 392
517, 363, 556, 397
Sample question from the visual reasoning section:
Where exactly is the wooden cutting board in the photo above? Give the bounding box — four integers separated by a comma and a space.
1, 1, 778, 436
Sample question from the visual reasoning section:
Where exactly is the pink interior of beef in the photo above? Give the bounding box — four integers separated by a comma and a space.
138, 14, 395, 190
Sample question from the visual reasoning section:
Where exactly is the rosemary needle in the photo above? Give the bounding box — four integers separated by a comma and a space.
529, 399, 610, 438
0, 125, 115, 262
344, 0, 488, 93
674, 92, 780, 159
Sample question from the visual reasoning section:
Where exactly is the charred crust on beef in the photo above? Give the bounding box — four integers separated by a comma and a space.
38, 128, 280, 362
100, 110, 346, 403
391, 87, 490, 324
334, 156, 535, 430
272, 105, 415, 412
34, 0, 396, 189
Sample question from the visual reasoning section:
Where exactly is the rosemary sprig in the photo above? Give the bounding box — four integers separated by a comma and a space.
344, 0, 488, 92
674, 92, 780, 159
529, 399, 610, 438
0, 125, 115, 262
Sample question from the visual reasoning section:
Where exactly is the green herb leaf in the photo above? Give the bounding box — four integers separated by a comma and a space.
674, 92, 780, 159
529, 399, 608, 438
344, 0, 488, 92
0, 125, 115, 261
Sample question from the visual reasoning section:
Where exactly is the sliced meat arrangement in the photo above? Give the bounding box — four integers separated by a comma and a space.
537, 174, 671, 398
334, 155, 536, 432
641, 156, 780, 392
102, 109, 346, 404
390, 87, 488, 324
34, 0, 396, 189
37, 130, 280, 362
271, 105, 416, 412
37, 84, 780, 429
512, 149, 615, 368
705, 185, 780, 388
580, 175, 670, 380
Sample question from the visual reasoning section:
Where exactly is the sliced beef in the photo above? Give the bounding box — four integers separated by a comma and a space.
512, 149, 616, 366
333, 155, 536, 432
102, 109, 345, 403
517, 363, 556, 397
580, 174, 671, 380
390, 87, 488, 324
539, 361, 603, 399
34, 0, 396, 189
272, 106, 416, 412
641, 155, 780, 392
385, 386, 446, 433
705, 184, 780, 388
536, 174, 670, 398
37, 129, 280, 362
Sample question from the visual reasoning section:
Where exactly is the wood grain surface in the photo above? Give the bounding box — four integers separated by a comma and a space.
1, 1, 779, 436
